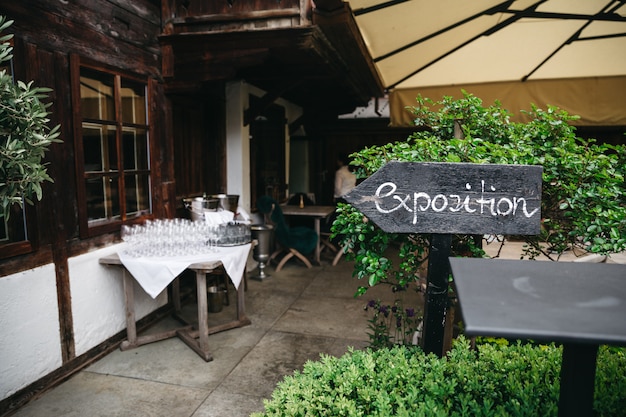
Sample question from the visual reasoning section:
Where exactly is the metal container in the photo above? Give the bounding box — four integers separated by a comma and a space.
182, 197, 219, 221
251, 224, 274, 280
207, 286, 225, 313
209, 194, 239, 213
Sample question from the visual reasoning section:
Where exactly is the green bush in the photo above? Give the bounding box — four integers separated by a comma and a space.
0, 16, 60, 219
364, 299, 421, 349
252, 337, 626, 417
332, 92, 626, 295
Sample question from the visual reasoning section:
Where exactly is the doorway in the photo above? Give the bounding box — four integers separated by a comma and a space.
249, 99, 286, 209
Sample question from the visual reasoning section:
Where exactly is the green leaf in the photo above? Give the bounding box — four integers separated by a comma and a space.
0, 16, 62, 218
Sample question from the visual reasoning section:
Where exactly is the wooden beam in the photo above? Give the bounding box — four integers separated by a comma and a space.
313, 0, 345, 12
244, 80, 302, 126
289, 114, 306, 135
161, 0, 175, 34
170, 8, 300, 26
313, 3, 384, 96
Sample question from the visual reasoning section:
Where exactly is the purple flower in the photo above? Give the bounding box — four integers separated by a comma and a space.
379, 305, 389, 317
405, 308, 415, 318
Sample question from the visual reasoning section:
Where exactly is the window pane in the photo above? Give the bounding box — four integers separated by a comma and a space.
125, 173, 151, 216
110, 179, 121, 219
105, 127, 118, 172
0, 216, 6, 241
0, 204, 27, 243
121, 79, 146, 124
80, 68, 114, 121
83, 124, 103, 171
82, 123, 118, 172
86, 176, 121, 221
85, 177, 106, 220
0, 59, 13, 78
123, 128, 149, 170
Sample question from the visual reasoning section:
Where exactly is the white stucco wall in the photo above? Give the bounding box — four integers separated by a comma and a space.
69, 244, 167, 356
0, 263, 62, 400
226, 80, 251, 212
0, 244, 167, 401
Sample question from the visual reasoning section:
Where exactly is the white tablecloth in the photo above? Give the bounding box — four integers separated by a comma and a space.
118, 243, 252, 298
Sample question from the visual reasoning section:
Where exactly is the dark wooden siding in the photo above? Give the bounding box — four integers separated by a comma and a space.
171, 84, 228, 218
0, 3, 168, 376
0, 0, 165, 271
1, 0, 161, 78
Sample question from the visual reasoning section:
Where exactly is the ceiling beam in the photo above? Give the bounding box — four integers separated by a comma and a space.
312, 0, 345, 13
244, 80, 302, 126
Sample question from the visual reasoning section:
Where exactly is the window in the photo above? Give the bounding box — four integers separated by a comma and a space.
72, 59, 152, 236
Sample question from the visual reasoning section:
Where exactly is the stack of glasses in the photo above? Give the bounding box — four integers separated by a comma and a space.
121, 218, 251, 258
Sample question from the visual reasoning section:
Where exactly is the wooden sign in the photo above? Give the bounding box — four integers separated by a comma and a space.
344, 161, 542, 235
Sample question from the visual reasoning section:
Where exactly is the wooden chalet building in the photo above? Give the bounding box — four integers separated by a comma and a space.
0, 0, 419, 413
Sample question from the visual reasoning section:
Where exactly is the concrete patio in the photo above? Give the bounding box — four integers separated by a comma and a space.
8, 249, 423, 417
7, 240, 623, 417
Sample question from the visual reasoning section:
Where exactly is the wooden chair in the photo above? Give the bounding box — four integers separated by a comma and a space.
271, 245, 314, 271
320, 231, 351, 266
257, 196, 318, 272
319, 206, 350, 266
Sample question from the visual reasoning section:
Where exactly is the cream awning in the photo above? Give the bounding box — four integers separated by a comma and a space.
347, 0, 626, 125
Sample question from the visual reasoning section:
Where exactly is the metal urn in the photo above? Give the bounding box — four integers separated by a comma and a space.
208, 194, 239, 212
250, 224, 274, 280
182, 196, 219, 221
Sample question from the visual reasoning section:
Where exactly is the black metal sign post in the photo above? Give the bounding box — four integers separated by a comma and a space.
344, 161, 542, 357
423, 233, 452, 355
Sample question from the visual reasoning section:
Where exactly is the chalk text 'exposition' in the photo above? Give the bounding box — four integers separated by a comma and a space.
374, 181, 539, 225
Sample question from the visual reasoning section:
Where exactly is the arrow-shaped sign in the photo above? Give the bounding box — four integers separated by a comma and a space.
344, 161, 542, 236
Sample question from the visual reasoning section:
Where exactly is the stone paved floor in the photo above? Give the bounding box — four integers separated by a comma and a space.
9, 249, 422, 417
8, 239, 623, 417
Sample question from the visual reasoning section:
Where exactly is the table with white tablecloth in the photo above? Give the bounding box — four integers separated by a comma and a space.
99, 243, 252, 361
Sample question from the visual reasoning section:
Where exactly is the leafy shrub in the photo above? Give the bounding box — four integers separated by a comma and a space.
0, 16, 60, 218
252, 337, 626, 417
332, 92, 626, 294
364, 299, 421, 349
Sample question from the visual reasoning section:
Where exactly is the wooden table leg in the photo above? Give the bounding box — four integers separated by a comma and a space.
172, 255, 253, 359
120, 268, 137, 350
118, 267, 191, 351
176, 270, 213, 361
195, 270, 210, 352
172, 277, 181, 314
184, 269, 251, 341
237, 274, 250, 325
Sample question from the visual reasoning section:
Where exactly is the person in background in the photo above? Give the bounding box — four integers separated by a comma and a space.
333, 153, 356, 204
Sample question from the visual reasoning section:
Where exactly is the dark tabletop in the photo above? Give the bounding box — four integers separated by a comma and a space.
449, 258, 626, 346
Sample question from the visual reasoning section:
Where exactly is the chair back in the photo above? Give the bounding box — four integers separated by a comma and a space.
257, 196, 290, 246
256, 195, 317, 255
